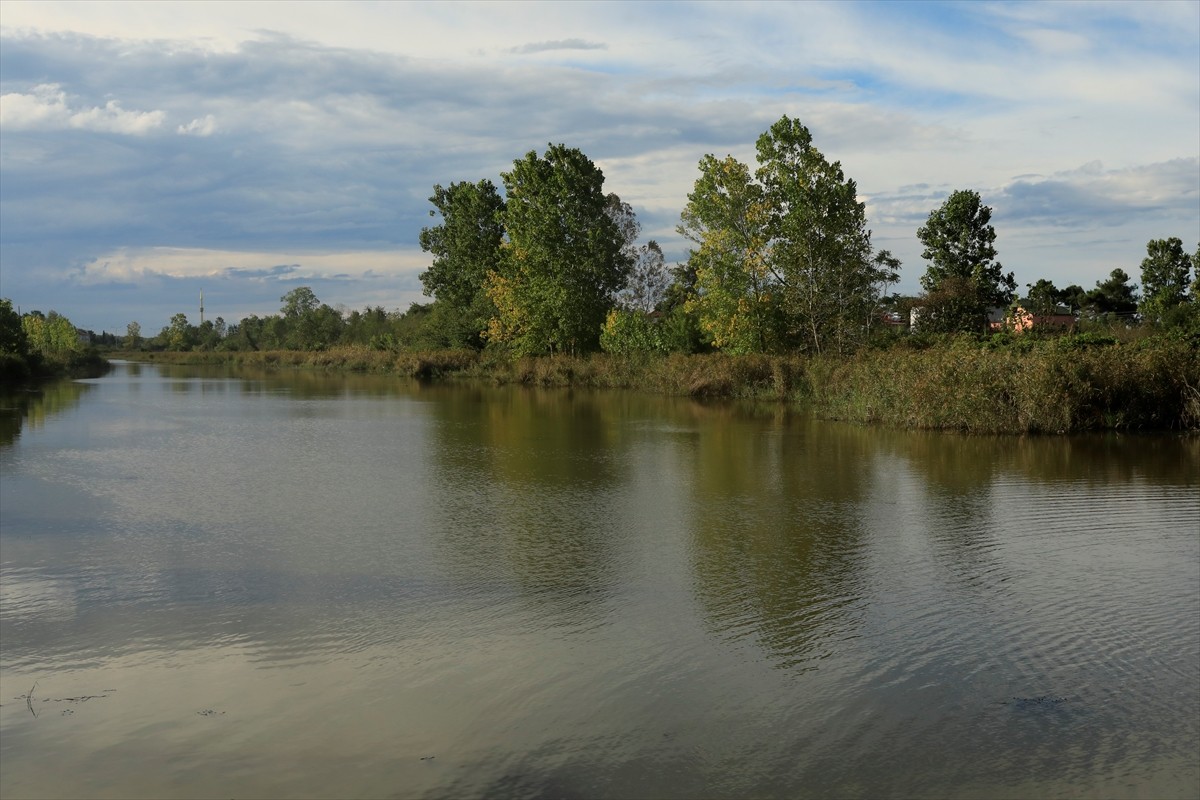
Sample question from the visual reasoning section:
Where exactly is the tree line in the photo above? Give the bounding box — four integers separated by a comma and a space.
0, 300, 110, 380
5, 115, 1197, 364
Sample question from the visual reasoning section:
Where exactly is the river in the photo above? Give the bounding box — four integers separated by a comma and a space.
1, 361, 1197, 799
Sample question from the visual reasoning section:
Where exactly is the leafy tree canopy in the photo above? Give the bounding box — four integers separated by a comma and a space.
678, 116, 897, 355
1083, 268, 1138, 318
1139, 236, 1192, 321
22, 310, 81, 356
917, 189, 1015, 331
757, 115, 889, 354
1, 298, 27, 355
487, 144, 630, 355
418, 180, 505, 347
678, 153, 777, 353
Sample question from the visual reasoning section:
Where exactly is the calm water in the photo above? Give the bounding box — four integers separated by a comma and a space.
1, 362, 1197, 799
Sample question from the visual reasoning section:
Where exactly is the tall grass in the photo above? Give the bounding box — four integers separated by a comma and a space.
120, 335, 1199, 433
122, 346, 482, 378
809, 335, 1199, 433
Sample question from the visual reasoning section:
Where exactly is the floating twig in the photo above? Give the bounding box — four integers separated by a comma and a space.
26, 681, 38, 717
1001, 695, 1067, 706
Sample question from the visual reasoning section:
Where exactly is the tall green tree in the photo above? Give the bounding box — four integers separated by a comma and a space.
280, 286, 319, 319
343, 306, 397, 348
1083, 268, 1138, 318
1059, 284, 1087, 313
418, 180, 506, 347
0, 299, 27, 355
1022, 278, 1065, 316
487, 144, 630, 355
678, 117, 897, 355
279, 287, 342, 349
1138, 237, 1192, 322
163, 313, 194, 351
916, 190, 1015, 332
23, 310, 81, 355
678, 154, 777, 353
756, 115, 893, 354
125, 321, 142, 350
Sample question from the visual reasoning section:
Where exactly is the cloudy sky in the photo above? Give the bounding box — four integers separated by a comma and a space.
1, 0, 1197, 333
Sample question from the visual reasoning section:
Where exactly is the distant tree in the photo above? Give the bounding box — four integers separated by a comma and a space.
868, 250, 903, 333
917, 190, 1015, 331
656, 261, 706, 353
264, 316, 288, 350
914, 276, 986, 333
389, 302, 436, 348
23, 310, 81, 355
196, 317, 228, 351
418, 180, 506, 348
280, 287, 320, 319
196, 320, 216, 349
617, 240, 670, 313
1138, 237, 1192, 322
486, 144, 630, 355
605, 193, 642, 269
165, 313, 194, 351
660, 261, 696, 311
125, 320, 142, 350
1022, 278, 1064, 316
343, 306, 397, 348
1083, 268, 1139, 319
1, 299, 27, 355
227, 315, 256, 351
1059, 284, 1087, 313
277, 287, 342, 349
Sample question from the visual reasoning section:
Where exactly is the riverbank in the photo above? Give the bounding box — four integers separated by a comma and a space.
0, 350, 111, 383
117, 333, 1200, 434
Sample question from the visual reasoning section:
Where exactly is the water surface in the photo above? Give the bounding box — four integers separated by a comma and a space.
2, 362, 1197, 799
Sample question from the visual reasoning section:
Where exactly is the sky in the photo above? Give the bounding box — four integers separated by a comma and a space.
1, 0, 1197, 334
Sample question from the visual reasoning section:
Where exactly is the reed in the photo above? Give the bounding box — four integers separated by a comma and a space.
809, 335, 1199, 433
118, 334, 1199, 433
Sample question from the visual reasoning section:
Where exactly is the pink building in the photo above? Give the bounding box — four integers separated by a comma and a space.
1007, 306, 1076, 333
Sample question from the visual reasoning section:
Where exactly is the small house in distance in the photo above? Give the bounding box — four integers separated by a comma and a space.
908, 304, 1076, 334
1008, 304, 1076, 333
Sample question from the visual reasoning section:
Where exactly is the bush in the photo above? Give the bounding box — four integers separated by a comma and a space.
600, 310, 666, 355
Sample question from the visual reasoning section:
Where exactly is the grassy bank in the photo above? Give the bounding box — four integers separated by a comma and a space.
0, 349, 111, 383
119, 347, 806, 399
118, 334, 1200, 433
809, 335, 1199, 433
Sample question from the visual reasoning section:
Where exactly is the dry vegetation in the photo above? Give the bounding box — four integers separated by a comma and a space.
122, 333, 1200, 434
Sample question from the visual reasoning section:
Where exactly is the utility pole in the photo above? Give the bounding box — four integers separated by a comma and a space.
200, 289, 205, 326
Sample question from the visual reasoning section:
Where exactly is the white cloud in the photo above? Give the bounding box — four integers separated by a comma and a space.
0, 83, 165, 135
510, 39, 607, 55
69, 99, 165, 134
77, 246, 428, 285
0, 83, 68, 127
177, 114, 216, 136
